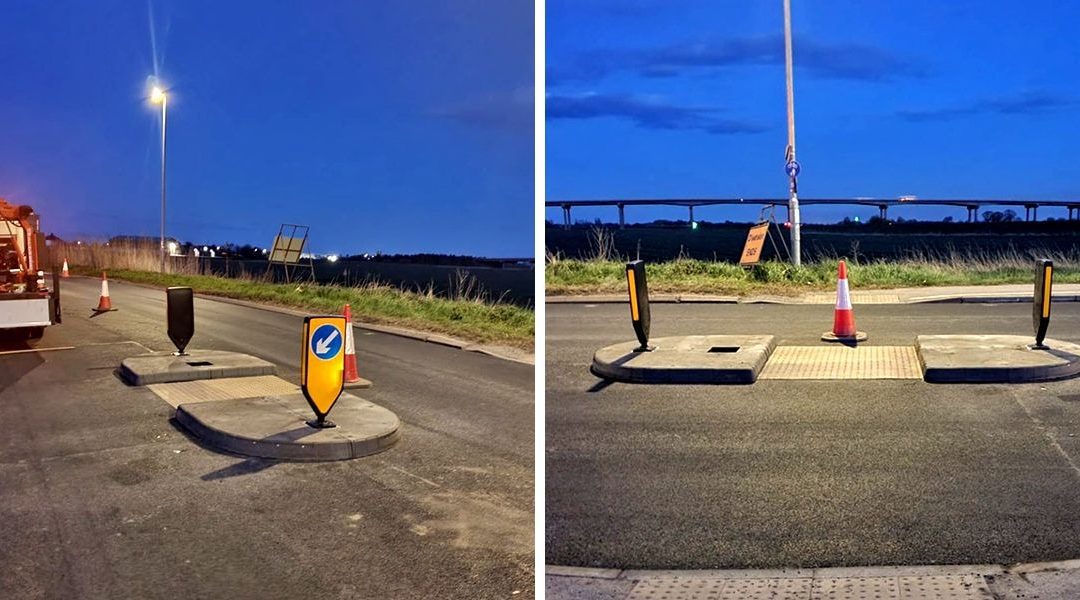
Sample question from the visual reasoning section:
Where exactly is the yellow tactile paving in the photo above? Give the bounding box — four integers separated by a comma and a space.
147, 375, 299, 408
803, 292, 901, 304
759, 345, 922, 380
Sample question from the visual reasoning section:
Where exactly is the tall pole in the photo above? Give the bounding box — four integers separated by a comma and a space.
783, 0, 801, 266
159, 95, 167, 273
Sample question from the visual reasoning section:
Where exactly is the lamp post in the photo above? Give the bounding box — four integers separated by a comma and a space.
150, 85, 168, 273
783, 0, 801, 266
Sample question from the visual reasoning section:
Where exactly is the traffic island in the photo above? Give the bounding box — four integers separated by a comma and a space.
120, 349, 277, 385
917, 334, 1080, 383
591, 335, 776, 384
175, 391, 400, 460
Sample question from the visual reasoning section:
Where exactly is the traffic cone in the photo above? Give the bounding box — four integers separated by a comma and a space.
821, 260, 866, 342
342, 304, 370, 388
61, 260, 70, 278
92, 271, 117, 313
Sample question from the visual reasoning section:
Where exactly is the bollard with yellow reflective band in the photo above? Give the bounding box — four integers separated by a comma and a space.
301, 315, 347, 428
1033, 259, 1053, 348
626, 260, 652, 351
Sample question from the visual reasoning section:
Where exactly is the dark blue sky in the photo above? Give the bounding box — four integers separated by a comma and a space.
546, 0, 1080, 225
1, 0, 533, 257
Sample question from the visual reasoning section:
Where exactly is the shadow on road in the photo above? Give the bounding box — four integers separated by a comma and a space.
201, 457, 278, 481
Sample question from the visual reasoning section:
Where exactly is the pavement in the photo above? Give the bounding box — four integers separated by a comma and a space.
0, 277, 534, 599
546, 302, 1080, 588
547, 561, 1080, 599
547, 282, 1080, 305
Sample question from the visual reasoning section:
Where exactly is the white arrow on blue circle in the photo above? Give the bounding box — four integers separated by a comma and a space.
315, 329, 340, 355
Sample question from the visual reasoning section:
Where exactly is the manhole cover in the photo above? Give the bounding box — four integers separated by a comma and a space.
759, 345, 922, 380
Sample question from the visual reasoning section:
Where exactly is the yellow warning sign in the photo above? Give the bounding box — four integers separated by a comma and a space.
740, 222, 770, 266
301, 316, 346, 420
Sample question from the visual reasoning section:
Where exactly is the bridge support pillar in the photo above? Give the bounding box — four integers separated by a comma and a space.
1070, 206, 1079, 221
688, 205, 694, 225
878, 205, 888, 220
618, 203, 625, 228
967, 206, 978, 222
562, 204, 571, 229
1025, 204, 1037, 222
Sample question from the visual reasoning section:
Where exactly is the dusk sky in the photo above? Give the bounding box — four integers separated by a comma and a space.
1, 1, 533, 257
546, 0, 1080, 225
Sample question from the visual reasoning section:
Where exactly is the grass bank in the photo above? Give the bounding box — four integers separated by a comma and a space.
547, 256, 1080, 296
75, 268, 533, 349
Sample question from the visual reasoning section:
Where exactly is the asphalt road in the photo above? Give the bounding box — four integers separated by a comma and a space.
0, 277, 534, 599
547, 301, 1080, 570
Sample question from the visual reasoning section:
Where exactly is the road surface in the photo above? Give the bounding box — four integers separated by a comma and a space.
1, 277, 534, 599
547, 301, 1080, 570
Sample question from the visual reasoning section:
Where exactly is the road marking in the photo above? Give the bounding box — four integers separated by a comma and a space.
1014, 395, 1080, 481
0, 346, 75, 356
387, 465, 441, 488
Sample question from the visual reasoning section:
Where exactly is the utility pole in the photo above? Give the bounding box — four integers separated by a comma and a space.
783, 0, 801, 266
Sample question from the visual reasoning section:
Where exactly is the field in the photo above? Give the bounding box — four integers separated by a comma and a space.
546, 224, 1080, 296
546, 222, 1080, 263
53, 243, 534, 348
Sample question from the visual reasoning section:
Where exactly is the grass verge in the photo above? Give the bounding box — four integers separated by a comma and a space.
75, 268, 533, 350
547, 257, 1080, 296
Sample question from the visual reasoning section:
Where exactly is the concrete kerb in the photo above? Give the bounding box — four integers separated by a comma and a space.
591, 335, 776, 384
916, 334, 1080, 383
548, 291, 1080, 306
120, 350, 277, 386
70, 276, 533, 365
174, 391, 400, 461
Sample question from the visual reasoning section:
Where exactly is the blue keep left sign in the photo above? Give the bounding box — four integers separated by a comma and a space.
310, 323, 343, 361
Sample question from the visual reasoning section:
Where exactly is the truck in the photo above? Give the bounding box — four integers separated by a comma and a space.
0, 199, 61, 340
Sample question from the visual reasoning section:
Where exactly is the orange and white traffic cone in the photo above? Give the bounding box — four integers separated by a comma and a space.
61, 260, 70, 278
92, 271, 117, 313
342, 304, 370, 388
822, 260, 866, 342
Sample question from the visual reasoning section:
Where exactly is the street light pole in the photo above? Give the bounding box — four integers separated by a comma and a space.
151, 87, 168, 273
783, 0, 801, 266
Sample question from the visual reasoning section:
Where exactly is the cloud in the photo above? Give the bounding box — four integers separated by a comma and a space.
429, 86, 533, 134
897, 91, 1077, 122
546, 92, 767, 135
549, 35, 928, 85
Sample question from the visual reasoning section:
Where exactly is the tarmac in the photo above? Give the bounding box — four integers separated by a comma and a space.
548, 295, 1080, 600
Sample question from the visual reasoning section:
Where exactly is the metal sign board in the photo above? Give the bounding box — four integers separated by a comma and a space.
301, 316, 346, 425
1033, 259, 1053, 347
269, 235, 306, 264
626, 260, 651, 350
166, 287, 194, 355
740, 222, 770, 266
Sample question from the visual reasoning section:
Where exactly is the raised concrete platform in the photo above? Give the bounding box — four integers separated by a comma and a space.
344, 377, 373, 389
917, 334, 1080, 383
591, 335, 776, 384
120, 350, 276, 386
175, 391, 399, 461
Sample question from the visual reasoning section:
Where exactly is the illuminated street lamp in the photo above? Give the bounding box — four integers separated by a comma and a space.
150, 83, 168, 272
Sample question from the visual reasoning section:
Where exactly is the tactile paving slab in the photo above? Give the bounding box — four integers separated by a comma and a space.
803, 293, 901, 305
148, 375, 299, 408
623, 574, 992, 600
759, 345, 922, 380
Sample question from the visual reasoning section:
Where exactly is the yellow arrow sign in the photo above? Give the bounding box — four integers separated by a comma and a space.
301, 315, 346, 424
